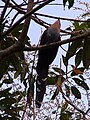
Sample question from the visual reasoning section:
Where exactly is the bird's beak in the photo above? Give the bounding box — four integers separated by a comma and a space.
50, 20, 60, 33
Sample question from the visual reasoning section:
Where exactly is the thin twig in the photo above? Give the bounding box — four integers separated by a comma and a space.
34, 13, 89, 22
10, 12, 19, 27
21, 103, 28, 120
1, 0, 54, 37
18, 0, 34, 44
0, 0, 10, 24
59, 86, 85, 115
86, 108, 90, 114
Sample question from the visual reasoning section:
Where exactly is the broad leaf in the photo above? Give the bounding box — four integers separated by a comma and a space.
79, 75, 85, 81
62, 55, 68, 66
71, 86, 81, 99
65, 84, 70, 97
52, 67, 60, 73
75, 49, 82, 67
52, 67, 65, 75
63, 0, 68, 8
87, 19, 90, 28
83, 38, 90, 69
66, 40, 82, 61
71, 67, 84, 76
60, 111, 72, 120
68, 0, 74, 9
11, 23, 31, 46
73, 78, 89, 90
11, 23, 24, 37
51, 88, 59, 100
79, 22, 88, 30
61, 102, 68, 113
47, 76, 58, 85
0, 59, 10, 80
73, 21, 79, 30
0, 87, 12, 97
3, 78, 13, 84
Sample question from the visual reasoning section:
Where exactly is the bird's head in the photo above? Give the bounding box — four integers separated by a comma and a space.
47, 20, 60, 42
50, 20, 60, 33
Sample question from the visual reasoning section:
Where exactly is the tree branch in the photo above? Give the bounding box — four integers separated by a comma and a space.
18, 0, 34, 45
1, 0, 54, 37
1, 0, 86, 36
23, 29, 90, 51
60, 87, 85, 115
0, 42, 21, 60
0, 29, 90, 60
34, 13, 89, 22
0, 0, 54, 60
1, 0, 26, 14
0, 0, 10, 24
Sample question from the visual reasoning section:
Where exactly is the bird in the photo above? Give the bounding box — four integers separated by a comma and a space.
36, 20, 61, 108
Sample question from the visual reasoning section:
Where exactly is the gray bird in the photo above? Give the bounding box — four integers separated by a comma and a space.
36, 20, 61, 108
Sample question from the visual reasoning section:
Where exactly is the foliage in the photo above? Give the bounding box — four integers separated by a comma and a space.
0, 0, 90, 119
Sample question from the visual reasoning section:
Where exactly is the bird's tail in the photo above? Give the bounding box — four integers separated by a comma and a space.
36, 76, 47, 108
36, 66, 48, 108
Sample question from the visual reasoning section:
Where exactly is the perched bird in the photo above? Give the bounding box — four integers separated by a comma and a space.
36, 20, 61, 108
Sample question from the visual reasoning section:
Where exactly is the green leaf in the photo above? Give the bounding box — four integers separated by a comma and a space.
61, 102, 68, 113
25, 35, 31, 46
75, 49, 82, 67
66, 40, 82, 61
87, 19, 90, 28
11, 22, 31, 45
0, 59, 10, 80
52, 67, 65, 75
62, 55, 68, 66
18, 95, 23, 102
79, 75, 85, 81
71, 86, 81, 99
73, 78, 89, 90
60, 111, 72, 120
83, 38, 90, 69
65, 84, 70, 97
3, 78, 13, 84
9, 54, 22, 73
52, 67, 60, 73
73, 21, 79, 30
0, 83, 3, 87
47, 76, 58, 85
79, 22, 88, 30
63, 0, 68, 8
11, 23, 24, 37
15, 51, 24, 60
79, 81, 89, 90
0, 87, 12, 97
68, 0, 74, 9
73, 78, 82, 85
51, 88, 59, 100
